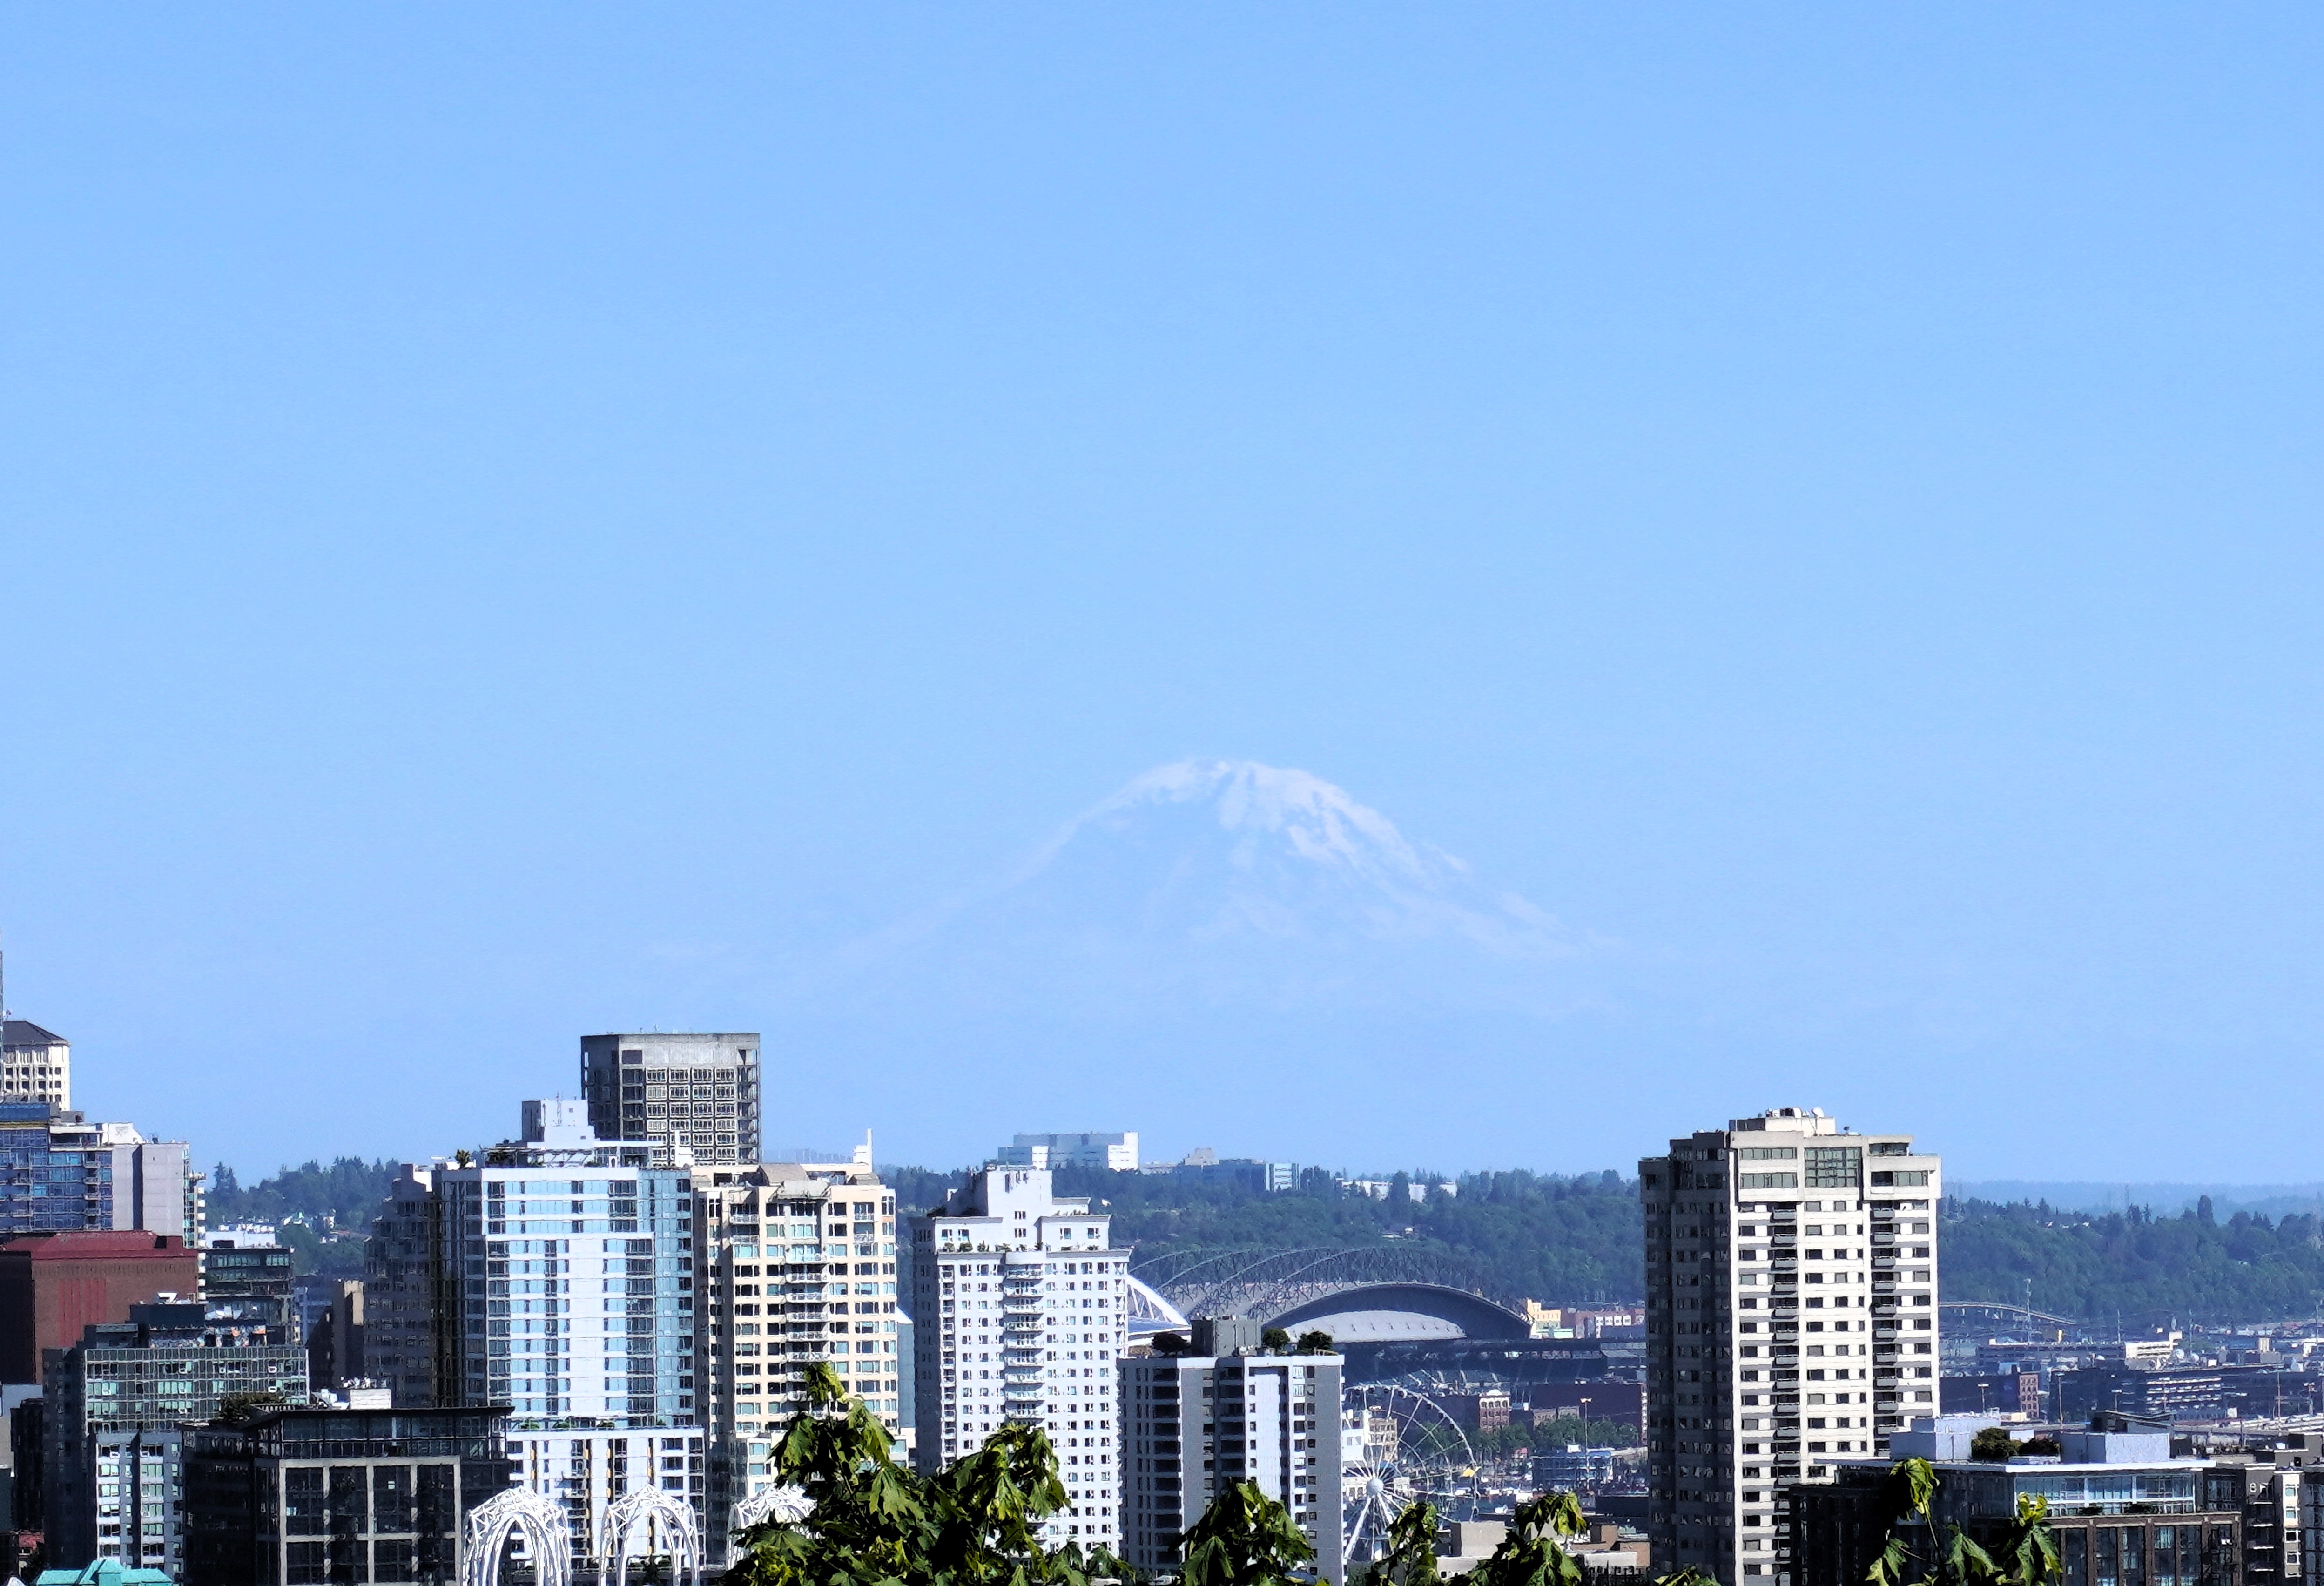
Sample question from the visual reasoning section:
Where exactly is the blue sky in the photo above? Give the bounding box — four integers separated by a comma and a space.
5, 7, 2323, 1181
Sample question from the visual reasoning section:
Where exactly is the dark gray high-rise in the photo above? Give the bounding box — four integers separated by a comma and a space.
580, 1033, 761, 1165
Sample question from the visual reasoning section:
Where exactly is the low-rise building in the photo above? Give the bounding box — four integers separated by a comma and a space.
997, 1134, 1139, 1173
1791, 1419, 2249, 1586
181, 1404, 512, 1586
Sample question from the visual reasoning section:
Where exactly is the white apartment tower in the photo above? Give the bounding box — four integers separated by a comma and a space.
1121, 1319, 1345, 1583
1641, 1108, 1941, 1586
695, 1150, 903, 1552
910, 1167, 1129, 1551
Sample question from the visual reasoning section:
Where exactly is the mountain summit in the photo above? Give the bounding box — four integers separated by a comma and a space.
839, 759, 1589, 1014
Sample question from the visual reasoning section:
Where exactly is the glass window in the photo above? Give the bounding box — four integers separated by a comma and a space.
287, 1468, 328, 1536
288, 1542, 330, 1585
2063, 1531, 2088, 1586
2097, 1527, 2121, 1586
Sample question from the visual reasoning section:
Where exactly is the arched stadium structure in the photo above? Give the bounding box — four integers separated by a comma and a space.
1258, 1283, 1533, 1345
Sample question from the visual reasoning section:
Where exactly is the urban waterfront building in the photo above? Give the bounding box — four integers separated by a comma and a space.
580, 1033, 761, 1166
362, 1101, 696, 1424
1120, 1319, 1343, 1582
1640, 1107, 1941, 1584
181, 1404, 512, 1586
0, 1021, 71, 1109
909, 1166, 1129, 1549
997, 1134, 1139, 1172
0, 1232, 203, 1385
695, 1152, 901, 1553
43, 1300, 308, 1575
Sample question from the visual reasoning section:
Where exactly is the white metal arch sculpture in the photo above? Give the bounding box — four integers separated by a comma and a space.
730, 1483, 812, 1534
463, 1488, 573, 1586
603, 1484, 703, 1586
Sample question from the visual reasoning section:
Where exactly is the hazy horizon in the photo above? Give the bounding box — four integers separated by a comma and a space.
10, 9, 2324, 1180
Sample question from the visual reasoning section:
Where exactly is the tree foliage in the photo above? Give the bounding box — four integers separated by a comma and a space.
728, 1363, 1128, 1586
1944, 1196, 2324, 1324
1178, 1481, 1314, 1586
1866, 1457, 2060, 1586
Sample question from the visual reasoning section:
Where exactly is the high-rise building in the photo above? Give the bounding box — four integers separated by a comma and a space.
44, 1299, 308, 1575
0, 1021, 69, 1109
580, 1033, 761, 1166
362, 1101, 698, 1431
1640, 1107, 1941, 1585
997, 1134, 1139, 1172
694, 1153, 902, 1499
0, 1231, 203, 1385
909, 1167, 1129, 1551
1121, 1319, 1343, 1582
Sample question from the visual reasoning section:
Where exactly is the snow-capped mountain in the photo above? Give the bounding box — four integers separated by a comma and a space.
831, 759, 1596, 1014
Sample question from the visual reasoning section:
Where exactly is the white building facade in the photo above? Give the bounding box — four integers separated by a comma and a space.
1121, 1322, 1343, 1583
695, 1154, 903, 1559
910, 1167, 1128, 1550
1640, 1107, 1940, 1585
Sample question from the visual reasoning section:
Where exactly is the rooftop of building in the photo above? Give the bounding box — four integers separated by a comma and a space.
0, 1230, 193, 1260
1, 1019, 66, 1048
37, 1559, 170, 1586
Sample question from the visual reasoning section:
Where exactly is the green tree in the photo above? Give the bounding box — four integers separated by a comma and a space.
1262, 1328, 1293, 1352
1465, 1491, 1588, 1586
1968, 1427, 2020, 1463
1357, 1500, 1441, 1586
1294, 1331, 1335, 1355
727, 1363, 1128, 1586
1867, 1457, 2060, 1586
1179, 1481, 1315, 1586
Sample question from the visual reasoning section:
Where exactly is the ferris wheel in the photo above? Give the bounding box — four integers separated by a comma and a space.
1341, 1383, 1479, 1565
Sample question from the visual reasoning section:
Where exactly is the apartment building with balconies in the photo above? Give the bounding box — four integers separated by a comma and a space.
1641, 1107, 1941, 1586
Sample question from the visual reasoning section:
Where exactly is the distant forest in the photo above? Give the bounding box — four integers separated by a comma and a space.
1942, 1196, 2324, 1327
213, 1154, 2324, 1323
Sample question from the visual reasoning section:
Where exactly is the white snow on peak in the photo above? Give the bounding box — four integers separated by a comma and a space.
1079, 759, 1442, 886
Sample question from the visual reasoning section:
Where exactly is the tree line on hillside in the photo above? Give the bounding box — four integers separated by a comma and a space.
214, 1151, 2324, 1326
1941, 1195, 2324, 1325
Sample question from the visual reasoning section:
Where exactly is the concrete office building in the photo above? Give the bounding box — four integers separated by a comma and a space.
694, 1152, 902, 1564
0, 1022, 70, 1109
181, 1404, 512, 1586
581, 1033, 761, 1166
44, 1301, 309, 1575
1121, 1319, 1343, 1583
362, 1101, 697, 1426
1640, 1107, 1941, 1584
997, 1134, 1139, 1173
909, 1167, 1129, 1550
0, 1232, 204, 1385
